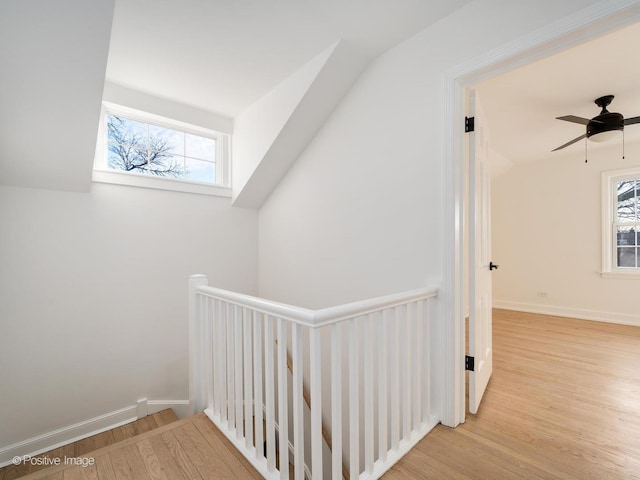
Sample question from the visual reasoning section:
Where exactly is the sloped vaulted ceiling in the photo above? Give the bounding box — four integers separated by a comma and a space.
0, 0, 115, 192
0, 0, 473, 196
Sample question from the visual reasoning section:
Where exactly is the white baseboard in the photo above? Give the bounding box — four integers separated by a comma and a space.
493, 300, 640, 327
0, 398, 190, 468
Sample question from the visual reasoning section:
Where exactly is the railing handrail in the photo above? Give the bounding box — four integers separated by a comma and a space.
194, 278, 438, 328
190, 273, 440, 480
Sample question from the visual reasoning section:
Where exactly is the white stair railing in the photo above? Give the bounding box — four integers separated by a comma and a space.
189, 275, 439, 480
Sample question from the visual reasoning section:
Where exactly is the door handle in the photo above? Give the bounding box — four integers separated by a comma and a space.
489, 261, 499, 271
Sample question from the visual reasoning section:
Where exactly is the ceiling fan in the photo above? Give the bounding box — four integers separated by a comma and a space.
552, 95, 640, 151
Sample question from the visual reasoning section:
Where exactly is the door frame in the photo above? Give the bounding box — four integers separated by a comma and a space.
441, 0, 640, 427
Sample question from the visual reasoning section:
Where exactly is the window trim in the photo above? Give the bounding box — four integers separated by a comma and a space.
601, 166, 640, 279
92, 102, 231, 196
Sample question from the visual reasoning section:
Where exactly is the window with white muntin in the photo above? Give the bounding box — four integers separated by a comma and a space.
93, 103, 230, 196
602, 167, 640, 277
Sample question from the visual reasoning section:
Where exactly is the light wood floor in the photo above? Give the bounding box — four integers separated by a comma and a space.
385, 309, 640, 480
0, 410, 179, 480
5, 310, 640, 479
2, 412, 263, 480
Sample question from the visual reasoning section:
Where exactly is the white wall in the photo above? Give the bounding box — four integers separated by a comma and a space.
0, 184, 258, 448
258, 0, 601, 309
492, 142, 640, 325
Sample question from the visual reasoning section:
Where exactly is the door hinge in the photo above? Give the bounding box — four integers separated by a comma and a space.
465, 355, 475, 371
465, 116, 475, 133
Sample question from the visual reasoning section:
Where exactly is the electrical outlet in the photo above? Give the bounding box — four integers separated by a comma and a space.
537, 291, 548, 298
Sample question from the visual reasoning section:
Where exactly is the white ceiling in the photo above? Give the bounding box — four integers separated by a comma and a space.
476, 20, 640, 166
106, 0, 472, 118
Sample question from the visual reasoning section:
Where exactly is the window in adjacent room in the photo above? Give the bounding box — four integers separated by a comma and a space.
602, 167, 640, 277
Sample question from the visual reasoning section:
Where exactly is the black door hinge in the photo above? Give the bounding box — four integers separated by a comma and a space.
465, 116, 475, 133
465, 355, 475, 371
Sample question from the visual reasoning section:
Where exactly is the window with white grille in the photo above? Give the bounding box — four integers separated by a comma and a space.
601, 168, 640, 277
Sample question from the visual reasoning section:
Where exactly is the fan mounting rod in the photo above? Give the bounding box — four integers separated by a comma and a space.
595, 94, 614, 113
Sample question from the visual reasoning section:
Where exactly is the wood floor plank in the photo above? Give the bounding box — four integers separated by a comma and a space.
92, 454, 116, 480
141, 434, 186, 480
150, 410, 177, 428
91, 432, 114, 452
121, 445, 151, 480
159, 430, 202, 480
105, 448, 131, 480
142, 417, 158, 432
194, 416, 264, 480
79, 463, 98, 480
3, 460, 29, 479
26, 448, 64, 474
134, 439, 166, 480
111, 423, 136, 444
176, 423, 244, 478
42, 472, 64, 480
61, 466, 82, 480
131, 419, 151, 436
73, 437, 95, 458
62, 444, 75, 461
171, 424, 234, 479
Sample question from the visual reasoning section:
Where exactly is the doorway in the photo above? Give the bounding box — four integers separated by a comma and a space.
446, 2, 640, 427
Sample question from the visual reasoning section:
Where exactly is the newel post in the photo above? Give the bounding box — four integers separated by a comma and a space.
189, 274, 209, 415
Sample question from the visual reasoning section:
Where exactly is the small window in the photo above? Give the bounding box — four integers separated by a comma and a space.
93, 103, 230, 196
601, 168, 640, 277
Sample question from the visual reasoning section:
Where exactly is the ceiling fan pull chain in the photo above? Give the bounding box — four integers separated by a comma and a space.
623, 128, 625, 160
585, 136, 588, 163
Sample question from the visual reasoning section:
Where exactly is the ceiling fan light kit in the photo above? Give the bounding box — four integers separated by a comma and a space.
588, 129, 621, 143
553, 95, 640, 162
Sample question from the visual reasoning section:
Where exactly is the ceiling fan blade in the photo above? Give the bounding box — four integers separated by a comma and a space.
552, 134, 587, 152
556, 115, 590, 125
624, 116, 640, 125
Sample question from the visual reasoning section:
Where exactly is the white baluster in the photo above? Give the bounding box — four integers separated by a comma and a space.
254, 313, 264, 462
413, 301, 422, 430
212, 299, 219, 418
390, 307, 400, 451
349, 318, 359, 480
364, 314, 374, 474
331, 324, 343, 480
277, 319, 289, 479
309, 327, 323, 480
228, 304, 236, 431
423, 299, 431, 423
379, 309, 389, 463
205, 297, 214, 411
292, 323, 305, 480
402, 304, 411, 441
220, 302, 228, 424
264, 315, 276, 472
235, 305, 243, 440
244, 308, 254, 450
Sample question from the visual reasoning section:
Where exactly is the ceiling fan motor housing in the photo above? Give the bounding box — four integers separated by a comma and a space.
587, 95, 623, 138
587, 111, 624, 138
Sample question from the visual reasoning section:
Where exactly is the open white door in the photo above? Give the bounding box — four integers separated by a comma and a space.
468, 90, 493, 414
